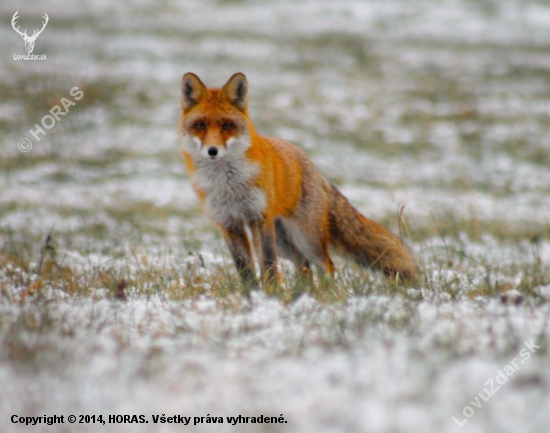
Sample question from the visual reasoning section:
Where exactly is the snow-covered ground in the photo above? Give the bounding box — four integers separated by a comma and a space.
1, 286, 549, 433
0, 0, 549, 432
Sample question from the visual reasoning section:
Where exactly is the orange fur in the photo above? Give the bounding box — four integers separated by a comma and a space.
178, 72, 419, 289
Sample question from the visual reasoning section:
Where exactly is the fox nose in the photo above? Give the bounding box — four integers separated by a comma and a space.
208, 147, 218, 157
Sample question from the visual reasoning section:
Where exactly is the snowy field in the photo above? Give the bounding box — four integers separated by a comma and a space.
1, 0, 549, 432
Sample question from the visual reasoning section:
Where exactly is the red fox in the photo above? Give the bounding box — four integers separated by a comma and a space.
178, 72, 419, 288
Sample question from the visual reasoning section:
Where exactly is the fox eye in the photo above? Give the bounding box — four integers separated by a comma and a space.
194, 121, 206, 131
222, 122, 234, 131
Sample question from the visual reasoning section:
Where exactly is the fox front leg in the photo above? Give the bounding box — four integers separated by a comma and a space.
222, 224, 259, 291
252, 217, 280, 287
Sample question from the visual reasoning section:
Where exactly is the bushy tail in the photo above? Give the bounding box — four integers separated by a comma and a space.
327, 185, 419, 283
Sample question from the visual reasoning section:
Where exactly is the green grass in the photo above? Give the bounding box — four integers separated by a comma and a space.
2, 0, 549, 366
1, 219, 547, 307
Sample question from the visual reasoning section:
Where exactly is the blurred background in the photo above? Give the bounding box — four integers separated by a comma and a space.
1, 2, 550, 432
1, 0, 549, 258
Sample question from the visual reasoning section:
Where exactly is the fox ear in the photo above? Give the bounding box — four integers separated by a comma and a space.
181, 73, 207, 111
222, 73, 248, 111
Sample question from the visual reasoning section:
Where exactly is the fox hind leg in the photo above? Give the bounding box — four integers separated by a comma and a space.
274, 219, 313, 285
276, 218, 334, 284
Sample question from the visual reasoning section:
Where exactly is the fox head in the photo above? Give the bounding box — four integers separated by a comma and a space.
179, 72, 252, 161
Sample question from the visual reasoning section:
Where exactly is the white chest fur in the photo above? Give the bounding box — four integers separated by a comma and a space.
193, 155, 266, 227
